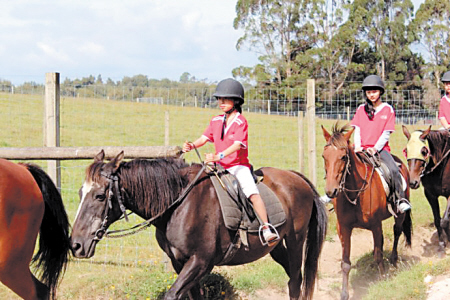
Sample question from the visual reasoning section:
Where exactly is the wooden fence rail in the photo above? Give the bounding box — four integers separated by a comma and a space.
0, 146, 182, 160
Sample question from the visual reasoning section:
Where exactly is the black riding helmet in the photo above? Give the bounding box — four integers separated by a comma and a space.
362, 75, 385, 95
442, 71, 450, 83
213, 78, 245, 106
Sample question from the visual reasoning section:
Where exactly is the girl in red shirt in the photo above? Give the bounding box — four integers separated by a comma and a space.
438, 71, 450, 129
351, 75, 411, 213
182, 78, 279, 245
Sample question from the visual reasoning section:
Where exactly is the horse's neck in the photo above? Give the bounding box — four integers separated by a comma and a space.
347, 150, 368, 185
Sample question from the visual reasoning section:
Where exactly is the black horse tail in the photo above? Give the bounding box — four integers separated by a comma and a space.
289, 171, 328, 300
403, 210, 412, 247
302, 191, 328, 299
25, 164, 71, 300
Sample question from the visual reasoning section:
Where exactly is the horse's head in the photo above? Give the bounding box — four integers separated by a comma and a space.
321, 123, 354, 198
71, 150, 125, 258
402, 125, 431, 189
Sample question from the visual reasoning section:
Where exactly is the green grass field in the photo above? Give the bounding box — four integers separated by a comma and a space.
0, 91, 449, 299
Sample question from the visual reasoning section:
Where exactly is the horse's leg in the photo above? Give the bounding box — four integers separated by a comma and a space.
0, 258, 44, 300
371, 224, 385, 275
339, 225, 353, 300
274, 234, 306, 300
425, 190, 446, 255
156, 229, 205, 300
164, 255, 213, 300
441, 197, 450, 246
269, 242, 290, 276
0, 209, 44, 299
390, 215, 404, 267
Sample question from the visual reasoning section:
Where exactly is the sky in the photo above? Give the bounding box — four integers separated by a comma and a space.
0, 0, 425, 86
0, 0, 260, 85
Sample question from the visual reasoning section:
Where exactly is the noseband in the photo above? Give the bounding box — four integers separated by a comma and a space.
93, 171, 127, 241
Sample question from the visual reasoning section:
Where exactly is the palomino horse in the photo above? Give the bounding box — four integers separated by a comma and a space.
321, 124, 412, 300
70, 150, 328, 300
0, 159, 70, 300
403, 125, 450, 256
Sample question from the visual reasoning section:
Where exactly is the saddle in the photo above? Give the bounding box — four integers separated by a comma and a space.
360, 153, 407, 216
206, 165, 286, 263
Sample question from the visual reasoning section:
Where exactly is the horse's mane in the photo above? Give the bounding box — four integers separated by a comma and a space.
427, 130, 450, 163
328, 123, 352, 149
87, 158, 190, 217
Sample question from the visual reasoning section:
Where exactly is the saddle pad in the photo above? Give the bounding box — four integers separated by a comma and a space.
210, 175, 286, 232
375, 165, 407, 197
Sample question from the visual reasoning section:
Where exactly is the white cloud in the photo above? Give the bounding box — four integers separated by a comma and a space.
37, 42, 72, 63
0, 0, 259, 84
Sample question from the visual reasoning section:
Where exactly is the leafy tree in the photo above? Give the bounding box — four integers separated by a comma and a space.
411, 0, 450, 87
180, 72, 194, 83
234, 0, 319, 86
311, 0, 366, 102
96, 74, 103, 85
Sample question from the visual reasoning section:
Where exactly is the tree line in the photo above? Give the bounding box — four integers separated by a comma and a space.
232, 0, 449, 94
1, 0, 448, 114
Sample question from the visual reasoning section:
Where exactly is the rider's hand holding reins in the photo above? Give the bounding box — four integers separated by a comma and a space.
366, 147, 377, 156
182, 141, 194, 153
205, 153, 219, 163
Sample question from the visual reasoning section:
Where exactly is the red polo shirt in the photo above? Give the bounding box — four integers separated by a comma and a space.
351, 103, 395, 152
202, 113, 250, 169
438, 95, 450, 123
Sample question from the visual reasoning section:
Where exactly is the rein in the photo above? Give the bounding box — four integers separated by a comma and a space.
422, 147, 450, 177
339, 149, 375, 205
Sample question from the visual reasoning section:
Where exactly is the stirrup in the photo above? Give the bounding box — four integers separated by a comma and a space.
258, 223, 280, 246
396, 198, 411, 213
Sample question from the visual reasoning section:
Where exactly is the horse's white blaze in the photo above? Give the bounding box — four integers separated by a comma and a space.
74, 180, 93, 222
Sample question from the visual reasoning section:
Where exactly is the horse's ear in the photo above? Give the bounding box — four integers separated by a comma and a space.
111, 151, 124, 172
95, 150, 105, 162
402, 125, 411, 140
322, 125, 331, 143
420, 125, 432, 140
343, 126, 355, 142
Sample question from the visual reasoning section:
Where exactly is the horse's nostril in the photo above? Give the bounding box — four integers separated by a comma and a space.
71, 242, 81, 251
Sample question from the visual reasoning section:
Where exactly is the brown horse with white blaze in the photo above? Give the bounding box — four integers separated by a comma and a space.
70, 150, 328, 300
0, 159, 70, 299
321, 124, 412, 300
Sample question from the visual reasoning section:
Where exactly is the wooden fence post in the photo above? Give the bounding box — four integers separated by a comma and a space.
165, 111, 170, 146
44, 72, 61, 190
298, 111, 304, 173
307, 79, 316, 186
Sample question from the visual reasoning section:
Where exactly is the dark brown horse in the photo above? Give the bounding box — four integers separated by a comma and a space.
403, 125, 450, 256
70, 150, 327, 300
321, 124, 412, 300
0, 159, 70, 299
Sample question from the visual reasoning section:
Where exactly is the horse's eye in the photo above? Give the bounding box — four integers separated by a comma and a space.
95, 194, 106, 201
421, 147, 429, 158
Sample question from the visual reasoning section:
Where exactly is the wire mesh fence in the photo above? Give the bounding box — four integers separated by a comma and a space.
0, 80, 443, 271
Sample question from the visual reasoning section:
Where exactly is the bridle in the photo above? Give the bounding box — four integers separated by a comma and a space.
92, 159, 207, 241
329, 145, 374, 205
92, 171, 127, 241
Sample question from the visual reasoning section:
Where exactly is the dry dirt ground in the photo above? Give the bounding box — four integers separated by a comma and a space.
241, 225, 449, 300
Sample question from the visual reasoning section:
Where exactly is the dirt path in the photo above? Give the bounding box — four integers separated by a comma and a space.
242, 226, 449, 300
